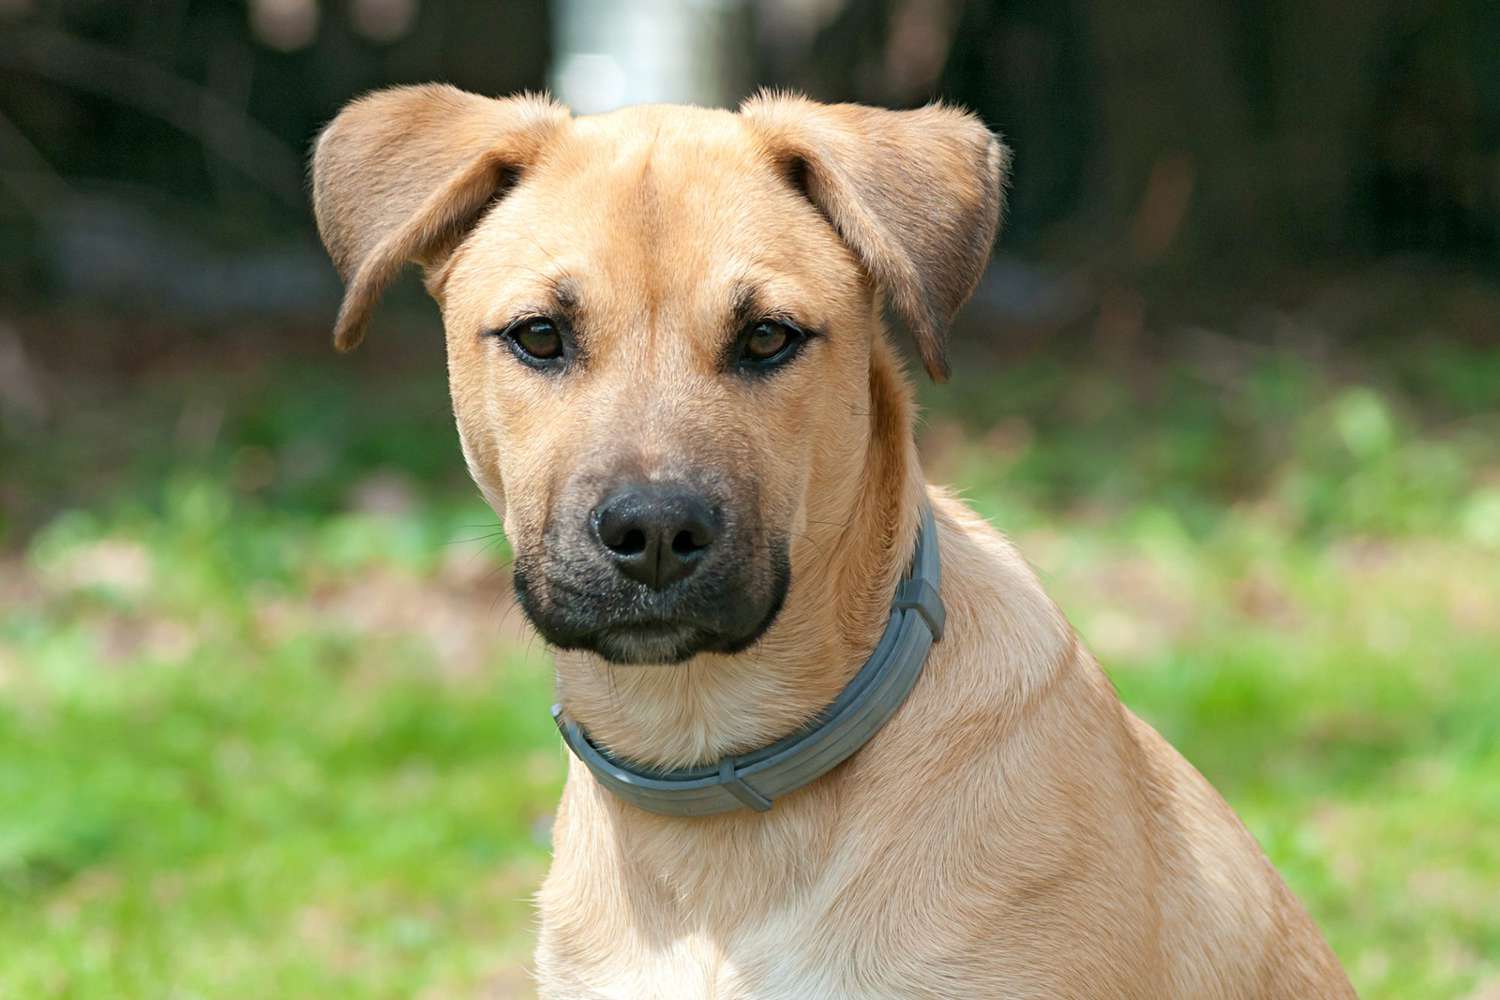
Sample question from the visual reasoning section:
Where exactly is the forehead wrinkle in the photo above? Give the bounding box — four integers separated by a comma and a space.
570, 120, 796, 364
637, 127, 666, 341
551, 274, 580, 311
580, 128, 673, 350
730, 281, 758, 329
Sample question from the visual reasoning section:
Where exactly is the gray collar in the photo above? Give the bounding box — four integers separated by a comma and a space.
552, 503, 944, 817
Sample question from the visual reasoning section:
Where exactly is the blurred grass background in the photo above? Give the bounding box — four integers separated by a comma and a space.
3, 289, 1497, 997
2, 0, 1499, 997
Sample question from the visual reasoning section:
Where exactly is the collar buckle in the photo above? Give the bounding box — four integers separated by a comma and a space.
718, 757, 774, 811
893, 577, 945, 641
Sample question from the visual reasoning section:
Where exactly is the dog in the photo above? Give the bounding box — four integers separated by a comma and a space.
312, 85, 1355, 999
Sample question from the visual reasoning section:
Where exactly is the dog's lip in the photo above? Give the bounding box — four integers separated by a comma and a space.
592, 617, 706, 640
513, 549, 791, 662
610, 619, 686, 631
582, 618, 718, 666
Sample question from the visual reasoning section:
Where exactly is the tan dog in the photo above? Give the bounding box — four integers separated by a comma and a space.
312, 85, 1355, 999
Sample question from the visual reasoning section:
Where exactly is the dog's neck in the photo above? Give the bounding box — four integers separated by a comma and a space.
552, 337, 923, 769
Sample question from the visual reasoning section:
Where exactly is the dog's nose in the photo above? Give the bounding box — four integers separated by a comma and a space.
591, 484, 720, 590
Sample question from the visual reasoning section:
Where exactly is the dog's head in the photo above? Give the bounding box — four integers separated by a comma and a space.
313, 87, 1005, 665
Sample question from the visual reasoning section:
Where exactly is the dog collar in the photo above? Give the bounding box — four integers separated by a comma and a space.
551, 503, 944, 817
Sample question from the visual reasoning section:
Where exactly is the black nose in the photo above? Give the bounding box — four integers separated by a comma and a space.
591, 484, 720, 590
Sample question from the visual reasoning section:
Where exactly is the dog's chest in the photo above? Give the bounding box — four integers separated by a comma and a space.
535, 910, 888, 1000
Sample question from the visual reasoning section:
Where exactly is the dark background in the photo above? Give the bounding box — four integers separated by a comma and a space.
3, 0, 1498, 312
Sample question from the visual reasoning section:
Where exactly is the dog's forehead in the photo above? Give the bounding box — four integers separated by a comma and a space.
567, 104, 761, 170
527, 105, 789, 236
466, 104, 850, 326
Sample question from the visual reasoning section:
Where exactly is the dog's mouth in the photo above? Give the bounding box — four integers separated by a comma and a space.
510, 489, 792, 665
512, 554, 790, 666
586, 620, 720, 665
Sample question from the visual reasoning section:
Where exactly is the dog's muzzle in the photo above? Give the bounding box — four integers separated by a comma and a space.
513, 476, 789, 664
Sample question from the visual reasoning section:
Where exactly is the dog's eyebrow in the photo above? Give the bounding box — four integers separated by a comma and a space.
729, 282, 761, 330
550, 275, 580, 313
543, 275, 586, 336
485, 275, 581, 340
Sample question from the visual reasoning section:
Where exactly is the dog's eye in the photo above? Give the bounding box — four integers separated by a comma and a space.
500, 317, 565, 365
736, 320, 806, 370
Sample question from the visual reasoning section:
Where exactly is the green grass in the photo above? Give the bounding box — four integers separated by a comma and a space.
1, 332, 1497, 997
1, 481, 558, 996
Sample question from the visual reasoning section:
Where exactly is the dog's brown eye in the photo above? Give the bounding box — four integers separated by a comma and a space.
506, 318, 564, 363
738, 320, 808, 371
744, 322, 791, 360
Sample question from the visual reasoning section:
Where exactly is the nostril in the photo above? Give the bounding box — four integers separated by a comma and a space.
617, 528, 647, 556
671, 529, 708, 558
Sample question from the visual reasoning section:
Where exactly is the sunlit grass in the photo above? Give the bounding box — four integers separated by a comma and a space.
1, 340, 1497, 997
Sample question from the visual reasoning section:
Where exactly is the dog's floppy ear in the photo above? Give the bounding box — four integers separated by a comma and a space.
312, 84, 568, 351
740, 93, 1008, 382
